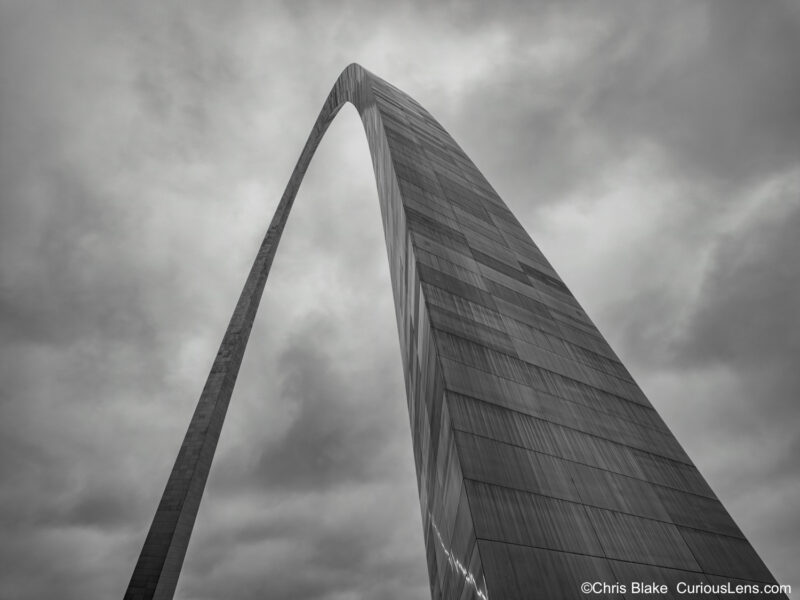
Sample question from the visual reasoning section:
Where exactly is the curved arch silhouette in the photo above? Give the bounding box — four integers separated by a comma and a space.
125, 64, 785, 600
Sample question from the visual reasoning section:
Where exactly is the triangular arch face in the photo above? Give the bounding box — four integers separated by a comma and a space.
124, 64, 785, 600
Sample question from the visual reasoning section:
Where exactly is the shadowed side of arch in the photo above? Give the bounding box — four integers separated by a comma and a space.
124, 64, 785, 600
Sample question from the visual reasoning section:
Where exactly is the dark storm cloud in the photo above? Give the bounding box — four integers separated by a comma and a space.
0, 4, 292, 598
445, 0, 800, 210
668, 193, 800, 509
1, 1, 798, 599
586, 2, 800, 188
679, 200, 800, 371
678, 192, 798, 430
253, 319, 398, 491
0, 168, 154, 347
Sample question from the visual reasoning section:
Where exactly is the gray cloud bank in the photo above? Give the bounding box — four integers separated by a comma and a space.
1, 1, 798, 598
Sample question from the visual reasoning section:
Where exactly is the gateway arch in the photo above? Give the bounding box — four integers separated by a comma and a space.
124, 64, 786, 600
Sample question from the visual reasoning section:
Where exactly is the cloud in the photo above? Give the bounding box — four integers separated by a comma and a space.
443, 0, 800, 216
678, 179, 800, 371
0, 1, 797, 598
251, 318, 397, 492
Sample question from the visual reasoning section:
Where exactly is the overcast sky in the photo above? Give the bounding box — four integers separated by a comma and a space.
1, 1, 798, 599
